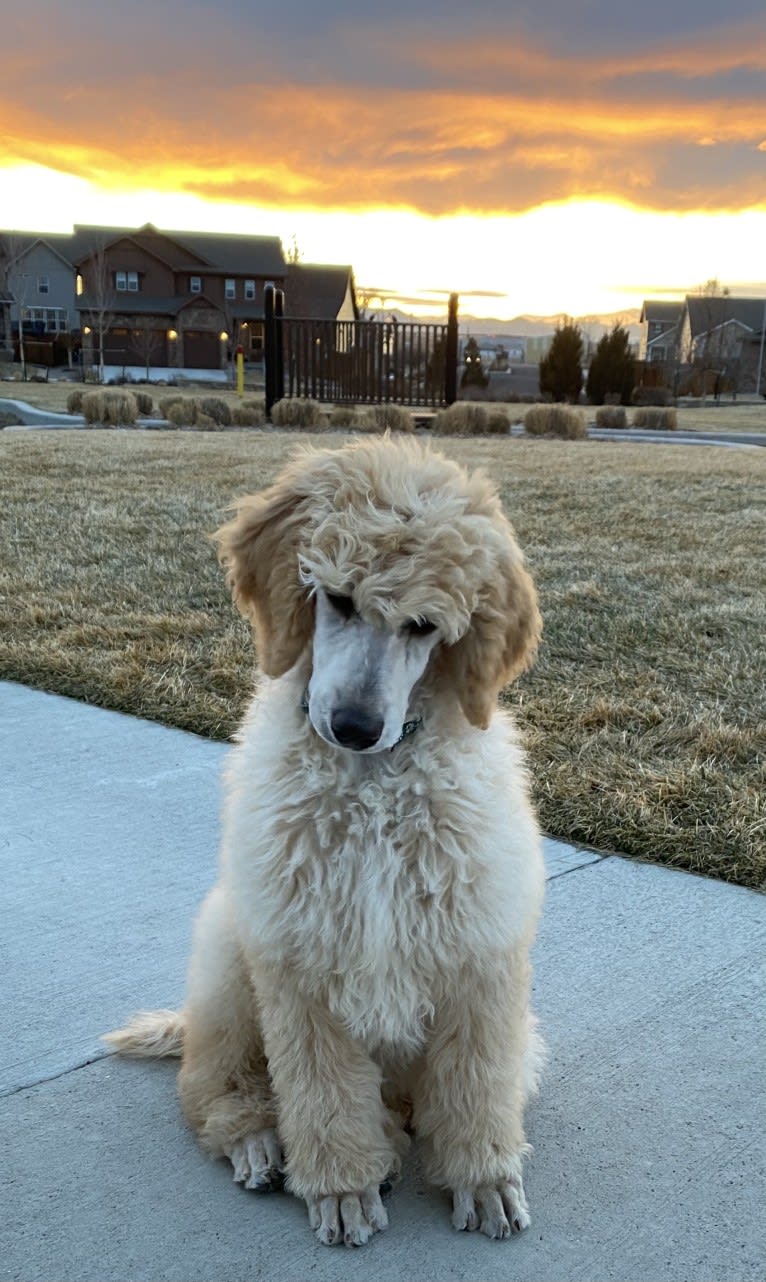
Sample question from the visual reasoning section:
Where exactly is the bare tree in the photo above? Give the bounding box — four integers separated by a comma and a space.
0, 240, 14, 362
285, 233, 302, 265
132, 316, 164, 380
688, 279, 738, 400
83, 240, 115, 382
221, 298, 247, 383
1, 232, 31, 376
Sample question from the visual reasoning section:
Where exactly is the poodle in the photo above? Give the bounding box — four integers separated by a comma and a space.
106, 433, 545, 1247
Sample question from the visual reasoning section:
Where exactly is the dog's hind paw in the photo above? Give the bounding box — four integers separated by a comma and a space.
307, 1185, 389, 1247
226, 1129, 285, 1192
451, 1174, 530, 1239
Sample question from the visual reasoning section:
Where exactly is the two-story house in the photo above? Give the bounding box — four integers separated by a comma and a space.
0, 232, 89, 357
1, 223, 362, 374
75, 223, 286, 370
676, 294, 766, 394
638, 301, 683, 363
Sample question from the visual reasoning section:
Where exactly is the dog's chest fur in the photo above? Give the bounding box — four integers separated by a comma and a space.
223, 682, 542, 1056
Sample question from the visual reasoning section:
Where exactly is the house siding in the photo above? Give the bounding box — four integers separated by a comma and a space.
75, 230, 292, 368
8, 242, 76, 330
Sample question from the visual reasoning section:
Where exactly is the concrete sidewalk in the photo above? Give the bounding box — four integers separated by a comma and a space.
1, 682, 763, 1282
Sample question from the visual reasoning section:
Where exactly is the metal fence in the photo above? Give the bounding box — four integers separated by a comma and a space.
264, 287, 458, 417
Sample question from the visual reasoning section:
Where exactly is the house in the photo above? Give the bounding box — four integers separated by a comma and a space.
677, 295, 765, 361
0, 286, 12, 360
0, 232, 91, 360
675, 295, 766, 393
74, 223, 286, 370
0, 224, 362, 374
638, 301, 683, 363
284, 263, 357, 321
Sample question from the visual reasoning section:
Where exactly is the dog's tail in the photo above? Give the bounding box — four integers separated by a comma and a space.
103, 1009, 185, 1059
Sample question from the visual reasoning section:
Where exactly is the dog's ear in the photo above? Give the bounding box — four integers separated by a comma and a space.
214, 478, 314, 677
439, 541, 541, 730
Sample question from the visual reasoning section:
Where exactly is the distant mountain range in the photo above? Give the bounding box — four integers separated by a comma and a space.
365, 306, 643, 343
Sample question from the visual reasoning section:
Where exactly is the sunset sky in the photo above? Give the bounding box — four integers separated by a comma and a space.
2, 0, 765, 318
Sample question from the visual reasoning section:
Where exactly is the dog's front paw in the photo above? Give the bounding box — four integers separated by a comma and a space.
226, 1128, 285, 1192
451, 1174, 530, 1239
307, 1185, 389, 1247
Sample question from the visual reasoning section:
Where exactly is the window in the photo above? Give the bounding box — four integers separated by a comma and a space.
21, 306, 68, 333
190, 276, 202, 293
115, 270, 139, 292
38, 275, 49, 294
244, 279, 255, 301
225, 278, 236, 300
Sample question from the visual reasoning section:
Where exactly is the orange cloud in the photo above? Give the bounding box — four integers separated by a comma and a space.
1, 18, 765, 219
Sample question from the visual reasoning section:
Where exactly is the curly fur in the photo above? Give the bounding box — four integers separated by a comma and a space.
107, 435, 546, 1246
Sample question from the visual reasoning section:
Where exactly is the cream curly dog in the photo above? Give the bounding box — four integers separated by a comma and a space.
107, 434, 545, 1247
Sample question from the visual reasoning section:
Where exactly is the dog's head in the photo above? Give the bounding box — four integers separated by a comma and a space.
215, 436, 540, 751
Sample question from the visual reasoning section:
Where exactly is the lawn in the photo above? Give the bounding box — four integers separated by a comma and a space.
2, 377, 766, 432
0, 429, 763, 889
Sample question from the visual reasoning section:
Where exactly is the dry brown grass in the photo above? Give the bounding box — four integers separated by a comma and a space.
674, 402, 766, 433
4, 381, 766, 435
525, 404, 587, 439
270, 397, 324, 428
1, 429, 763, 889
433, 403, 511, 436
594, 405, 628, 429
632, 407, 678, 430
0, 379, 256, 419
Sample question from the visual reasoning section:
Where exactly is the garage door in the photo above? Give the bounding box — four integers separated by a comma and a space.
100, 328, 132, 363
127, 330, 169, 368
183, 330, 221, 368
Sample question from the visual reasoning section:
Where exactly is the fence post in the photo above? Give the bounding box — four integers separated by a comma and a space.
274, 287, 285, 406
445, 292, 458, 405
264, 284, 276, 418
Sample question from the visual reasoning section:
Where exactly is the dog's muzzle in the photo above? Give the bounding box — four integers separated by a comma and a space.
330, 707, 385, 751
300, 691, 422, 752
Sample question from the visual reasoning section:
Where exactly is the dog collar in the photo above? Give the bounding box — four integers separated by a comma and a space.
300, 691, 421, 750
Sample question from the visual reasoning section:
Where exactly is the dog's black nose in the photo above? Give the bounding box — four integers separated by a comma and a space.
330, 707, 384, 751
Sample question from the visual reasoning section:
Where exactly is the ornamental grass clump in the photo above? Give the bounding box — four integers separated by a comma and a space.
81, 389, 138, 426
595, 405, 628, 429
165, 400, 198, 428
103, 390, 138, 426
328, 406, 366, 428
231, 399, 267, 427
81, 391, 105, 424
632, 407, 678, 430
524, 404, 587, 439
159, 395, 188, 419
485, 408, 511, 435
270, 397, 324, 428
198, 396, 232, 426
360, 404, 416, 433
434, 403, 489, 435
134, 391, 154, 417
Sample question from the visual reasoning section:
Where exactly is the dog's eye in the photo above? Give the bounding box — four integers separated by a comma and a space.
325, 591, 356, 620
405, 618, 437, 638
